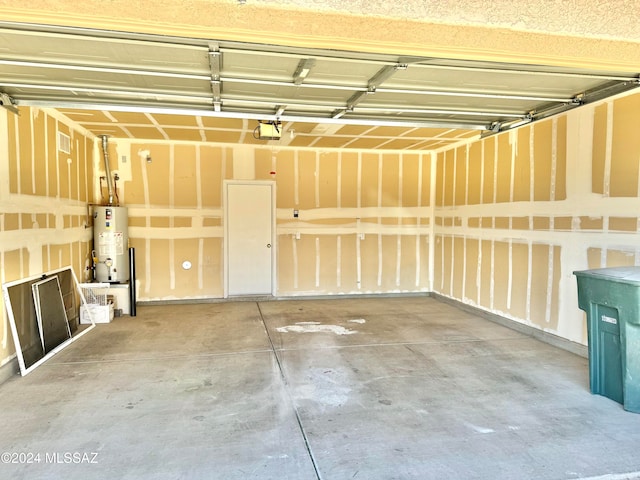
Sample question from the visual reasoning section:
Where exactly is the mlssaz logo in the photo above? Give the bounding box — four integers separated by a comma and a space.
46, 452, 99, 464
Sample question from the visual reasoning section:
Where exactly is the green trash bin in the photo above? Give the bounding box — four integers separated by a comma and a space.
574, 267, 640, 413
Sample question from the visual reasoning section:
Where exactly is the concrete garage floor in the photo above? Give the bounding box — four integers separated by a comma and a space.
1, 297, 640, 480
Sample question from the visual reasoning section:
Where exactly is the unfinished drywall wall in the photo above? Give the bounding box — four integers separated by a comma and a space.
0, 107, 94, 370
110, 139, 432, 300
106, 141, 232, 300
270, 149, 431, 295
433, 90, 640, 345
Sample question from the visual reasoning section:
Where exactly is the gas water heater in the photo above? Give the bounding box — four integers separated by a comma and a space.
93, 205, 129, 283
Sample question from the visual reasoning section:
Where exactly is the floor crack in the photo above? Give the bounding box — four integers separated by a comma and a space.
256, 302, 322, 480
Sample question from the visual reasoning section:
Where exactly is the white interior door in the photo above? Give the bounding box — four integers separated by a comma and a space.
225, 182, 275, 296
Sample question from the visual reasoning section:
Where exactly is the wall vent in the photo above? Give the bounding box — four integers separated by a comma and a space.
57, 132, 71, 154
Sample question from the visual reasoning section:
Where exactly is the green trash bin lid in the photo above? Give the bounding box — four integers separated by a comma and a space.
574, 266, 640, 286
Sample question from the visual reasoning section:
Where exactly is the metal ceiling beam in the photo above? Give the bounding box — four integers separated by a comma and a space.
345, 90, 371, 111
367, 64, 407, 90
208, 43, 222, 112
331, 63, 409, 121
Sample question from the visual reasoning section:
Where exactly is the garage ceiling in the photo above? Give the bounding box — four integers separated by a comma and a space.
1, 22, 639, 150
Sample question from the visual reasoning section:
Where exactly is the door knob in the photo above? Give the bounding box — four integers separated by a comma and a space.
267, 243, 271, 248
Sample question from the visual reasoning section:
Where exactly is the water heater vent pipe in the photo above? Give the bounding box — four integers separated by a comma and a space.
100, 135, 115, 205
